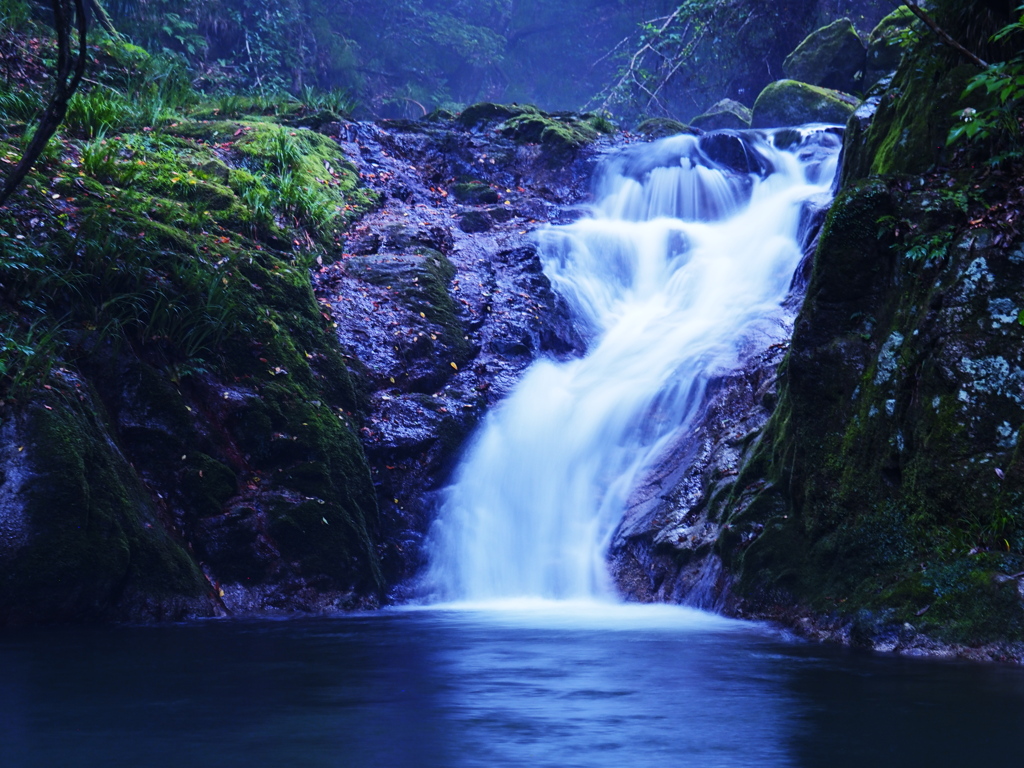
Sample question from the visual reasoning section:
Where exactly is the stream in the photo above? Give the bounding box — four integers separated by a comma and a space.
426, 127, 839, 602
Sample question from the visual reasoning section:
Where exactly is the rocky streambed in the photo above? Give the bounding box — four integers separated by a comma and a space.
313, 110, 614, 592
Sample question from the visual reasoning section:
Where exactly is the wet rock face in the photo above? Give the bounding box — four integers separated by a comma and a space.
317, 112, 614, 590
721, 175, 1024, 646
608, 193, 832, 611
609, 341, 791, 610
0, 378, 218, 626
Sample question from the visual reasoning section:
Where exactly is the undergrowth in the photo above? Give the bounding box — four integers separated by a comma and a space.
0, 72, 374, 402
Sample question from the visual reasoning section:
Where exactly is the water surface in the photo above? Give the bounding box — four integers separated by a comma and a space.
2, 606, 1023, 767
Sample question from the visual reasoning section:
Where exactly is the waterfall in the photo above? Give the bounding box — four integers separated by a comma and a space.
425, 127, 842, 603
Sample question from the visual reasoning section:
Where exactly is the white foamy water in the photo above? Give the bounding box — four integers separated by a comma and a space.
425, 127, 842, 603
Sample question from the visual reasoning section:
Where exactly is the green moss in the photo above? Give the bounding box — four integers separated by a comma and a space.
164, 119, 376, 243
751, 80, 858, 128
718, 143, 1024, 642
864, 7, 919, 87
2, 99, 386, 610
452, 181, 500, 205
861, 47, 982, 177
458, 102, 538, 126
181, 453, 237, 519
261, 397, 382, 588
500, 112, 598, 155
352, 248, 470, 367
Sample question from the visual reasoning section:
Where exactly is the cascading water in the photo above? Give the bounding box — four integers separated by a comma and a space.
425, 127, 842, 604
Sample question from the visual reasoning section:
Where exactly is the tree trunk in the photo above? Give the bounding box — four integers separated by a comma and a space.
0, 0, 89, 208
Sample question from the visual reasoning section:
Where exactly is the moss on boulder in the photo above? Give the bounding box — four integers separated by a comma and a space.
0, 108, 388, 620
856, 47, 983, 178
635, 118, 694, 139
690, 99, 752, 131
751, 80, 858, 128
500, 112, 599, 155
783, 18, 867, 94
458, 102, 537, 127
718, 159, 1024, 644
351, 248, 470, 370
452, 181, 500, 205
864, 6, 919, 88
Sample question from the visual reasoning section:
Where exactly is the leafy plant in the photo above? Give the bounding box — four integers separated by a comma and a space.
0, 317, 62, 400
947, 4, 1024, 161
78, 131, 144, 184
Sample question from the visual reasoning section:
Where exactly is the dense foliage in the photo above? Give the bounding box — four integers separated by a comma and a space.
947, 2, 1024, 163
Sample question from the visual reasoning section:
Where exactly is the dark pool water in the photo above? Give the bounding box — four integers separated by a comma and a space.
2, 602, 1023, 768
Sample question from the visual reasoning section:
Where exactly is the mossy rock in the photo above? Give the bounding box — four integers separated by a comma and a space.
865, 7, 919, 88
197, 158, 230, 183
500, 113, 598, 155
180, 453, 238, 519
351, 249, 470, 366
425, 107, 456, 122
636, 118, 695, 139
1, 98, 387, 614
452, 181, 500, 205
0, 398, 212, 624
783, 18, 867, 94
260, 399, 382, 588
690, 99, 752, 131
751, 80, 858, 128
458, 102, 538, 127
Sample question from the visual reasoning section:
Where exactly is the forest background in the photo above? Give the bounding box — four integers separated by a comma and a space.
4, 0, 892, 122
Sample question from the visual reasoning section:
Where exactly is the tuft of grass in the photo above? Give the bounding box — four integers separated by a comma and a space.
65, 89, 134, 138
298, 85, 358, 118
0, 85, 39, 126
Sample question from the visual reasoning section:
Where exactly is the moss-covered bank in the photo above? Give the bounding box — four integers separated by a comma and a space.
0, 59, 385, 621
716, 27, 1024, 648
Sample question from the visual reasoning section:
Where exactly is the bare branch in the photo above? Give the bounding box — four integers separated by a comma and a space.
903, 2, 988, 68
597, 7, 684, 112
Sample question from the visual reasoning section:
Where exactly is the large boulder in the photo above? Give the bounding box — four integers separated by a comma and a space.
783, 18, 867, 94
751, 80, 858, 128
690, 99, 752, 131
